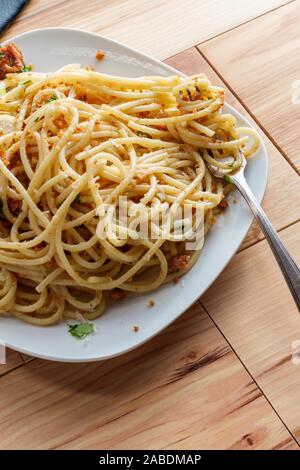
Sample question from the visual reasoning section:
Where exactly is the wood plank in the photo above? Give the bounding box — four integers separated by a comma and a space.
200, 1, 300, 171
2, 0, 291, 60
0, 349, 24, 377
165, 48, 300, 249
0, 303, 296, 450
201, 221, 300, 443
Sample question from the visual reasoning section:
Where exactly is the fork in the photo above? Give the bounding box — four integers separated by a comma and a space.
207, 152, 300, 312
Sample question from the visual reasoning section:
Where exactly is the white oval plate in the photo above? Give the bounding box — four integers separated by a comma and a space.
0, 28, 268, 362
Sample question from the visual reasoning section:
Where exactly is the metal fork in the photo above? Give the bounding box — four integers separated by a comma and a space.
207, 152, 300, 312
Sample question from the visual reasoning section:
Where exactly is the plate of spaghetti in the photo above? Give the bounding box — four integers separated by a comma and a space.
0, 28, 267, 361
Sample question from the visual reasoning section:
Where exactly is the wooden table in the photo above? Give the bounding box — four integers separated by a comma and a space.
1, 0, 300, 450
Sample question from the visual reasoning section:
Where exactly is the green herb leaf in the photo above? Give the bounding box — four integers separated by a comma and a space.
0, 51, 4, 59
136, 130, 152, 139
9, 56, 14, 66
21, 80, 32, 86
68, 322, 94, 339
47, 94, 58, 103
223, 174, 234, 185
22, 64, 32, 72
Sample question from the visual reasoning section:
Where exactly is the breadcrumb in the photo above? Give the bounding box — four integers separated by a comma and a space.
148, 300, 155, 308
132, 325, 139, 333
218, 199, 228, 210
53, 118, 67, 129
45, 258, 57, 269
111, 289, 126, 301
168, 255, 190, 273
95, 50, 105, 61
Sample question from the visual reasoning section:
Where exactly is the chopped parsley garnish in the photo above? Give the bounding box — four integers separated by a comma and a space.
9, 56, 14, 66
47, 94, 58, 102
68, 322, 94, 339
22, 64, 32, 72
224, 174, 234, 185
21, 80, 32, 86
0, 50, 4, 59
136, 130, 152, 139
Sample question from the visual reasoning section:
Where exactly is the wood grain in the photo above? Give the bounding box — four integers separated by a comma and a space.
2, 0, 291, 60
166, 48, 300, 249
201, 221, 300, 443
200, 0, 300, 171
0, 303, 297, 450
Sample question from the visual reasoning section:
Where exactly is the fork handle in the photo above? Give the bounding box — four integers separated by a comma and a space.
232, 174, 300, 312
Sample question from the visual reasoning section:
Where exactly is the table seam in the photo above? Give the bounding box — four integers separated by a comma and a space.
195, 46, 300, 176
